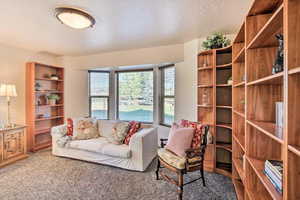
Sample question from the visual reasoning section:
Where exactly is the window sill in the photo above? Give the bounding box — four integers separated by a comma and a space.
159, 123, 171, 128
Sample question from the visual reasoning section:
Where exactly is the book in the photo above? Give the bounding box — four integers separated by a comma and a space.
264, 167, 282, 188
276, 102, 284, 128
264, 170, 283, 194
265, 160, 283, 178
275, 102, 284, 139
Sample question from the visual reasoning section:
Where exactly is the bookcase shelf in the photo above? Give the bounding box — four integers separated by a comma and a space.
247, 72, 283, 86
246, 157, 282, 200
216, 143, 232, 152
288, 66, 300, 75
233, 179, 245, 200
288, 145, 300, 157
26, 62, 65, 152
198, 66, 213, 71
233, 48, 245, 63
247, 4, 283, 49
230, 1, 295, 199
247, 120, 283, 144
233, 158, 245, 182
198, 46, 232, 177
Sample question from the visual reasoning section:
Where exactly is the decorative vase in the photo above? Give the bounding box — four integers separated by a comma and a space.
49, 99, 56, 106
272, 34, 284, 74
202, 89, 210, 105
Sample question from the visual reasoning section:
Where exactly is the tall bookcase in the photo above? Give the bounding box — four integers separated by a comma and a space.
26, 62, 64, 152
197, 46, 233, 176
231, 0, 300, 199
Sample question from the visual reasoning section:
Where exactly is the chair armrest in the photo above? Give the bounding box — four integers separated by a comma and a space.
185, 148, 202, 159
129, 127, 158, 171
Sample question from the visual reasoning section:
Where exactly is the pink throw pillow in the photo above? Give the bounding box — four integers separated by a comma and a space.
166, 125, 195, 157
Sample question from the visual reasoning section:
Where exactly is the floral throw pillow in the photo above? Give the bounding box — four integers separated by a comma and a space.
67, 118, 74, 136
123, 121, 141, 145
107, 122, 130, 145
179, 119, 204, 149
72, 118, 100, 140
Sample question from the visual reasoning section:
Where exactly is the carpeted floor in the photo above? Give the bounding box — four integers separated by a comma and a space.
0, 149, 236, 200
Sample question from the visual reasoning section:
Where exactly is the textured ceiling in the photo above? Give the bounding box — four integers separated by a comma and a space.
0, 0, 253, 56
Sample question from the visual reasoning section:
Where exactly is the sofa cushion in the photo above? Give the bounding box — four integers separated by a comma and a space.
123, 121, 141, 145
101, 143, 131, 158
68, 137, 108, 153
98, 120, 121, 138
70, 118, 99, 140
107, 122, 130, 145
68, 137, 131, 159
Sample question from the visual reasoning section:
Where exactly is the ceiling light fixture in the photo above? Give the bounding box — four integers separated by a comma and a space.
55, 7, 96, 29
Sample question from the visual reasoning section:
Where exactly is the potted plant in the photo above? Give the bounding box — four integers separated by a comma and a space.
47, 94, 60, 105
50, 74, 59, 80
202, 33, 231, 50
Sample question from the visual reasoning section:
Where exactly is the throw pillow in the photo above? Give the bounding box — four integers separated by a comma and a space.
67, 118, 73, 136
98, 120, 121, 138
179, 119, 204, 149
107, 122, 130, 145
165, 125, 195, 157
123, 121, 141, 145
72, 118, 99, 140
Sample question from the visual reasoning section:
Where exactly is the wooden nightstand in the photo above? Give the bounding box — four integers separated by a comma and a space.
0, 125, 28, 167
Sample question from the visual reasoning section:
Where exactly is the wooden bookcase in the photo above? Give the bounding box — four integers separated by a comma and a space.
231, 0, 300, 199
197, 46, 233, 176
26, 62, 64, 152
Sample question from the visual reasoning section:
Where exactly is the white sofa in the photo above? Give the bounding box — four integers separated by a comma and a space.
51, 120, 158, 171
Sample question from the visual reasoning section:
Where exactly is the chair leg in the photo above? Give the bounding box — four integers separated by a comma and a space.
156, 158, 160, 180
177, 171, 183, 200
200, 166, 206, 187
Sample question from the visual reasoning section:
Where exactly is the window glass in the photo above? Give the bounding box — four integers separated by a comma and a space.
89, 72, 110, 119
118, 71, 153, 122
91, 97, 108, 119
90, 72, 109, 96
162, 67, 175, 125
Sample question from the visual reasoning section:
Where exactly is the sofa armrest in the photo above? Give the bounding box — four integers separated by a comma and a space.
129, 127, 158, 171
51, 124, 67, 138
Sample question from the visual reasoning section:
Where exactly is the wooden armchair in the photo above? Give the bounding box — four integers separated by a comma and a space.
155, 125, 209, 200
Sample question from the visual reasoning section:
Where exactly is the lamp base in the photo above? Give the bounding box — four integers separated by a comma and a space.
4, 123, 17, 129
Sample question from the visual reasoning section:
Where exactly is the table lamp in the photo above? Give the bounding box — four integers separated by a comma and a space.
0, 84, 17, 127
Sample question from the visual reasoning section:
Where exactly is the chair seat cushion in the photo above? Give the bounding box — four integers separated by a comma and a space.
158, 148, 186, 169
157, 148, 202, 169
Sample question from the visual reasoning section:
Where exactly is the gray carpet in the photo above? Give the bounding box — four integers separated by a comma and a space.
0, 149, 236, 200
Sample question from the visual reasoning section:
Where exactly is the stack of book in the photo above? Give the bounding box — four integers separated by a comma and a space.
264, 160, 283, 194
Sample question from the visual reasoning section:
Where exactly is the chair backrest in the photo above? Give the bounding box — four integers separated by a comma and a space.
201, 125, 209, 146
200, 125, 209, 156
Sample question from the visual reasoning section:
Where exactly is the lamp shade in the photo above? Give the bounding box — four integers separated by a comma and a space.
0, 84, 17, 97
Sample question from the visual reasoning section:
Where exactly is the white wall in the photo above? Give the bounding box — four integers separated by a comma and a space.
63, 44, 184, 69
0, 43, 61, 125
175, 39, 199, 122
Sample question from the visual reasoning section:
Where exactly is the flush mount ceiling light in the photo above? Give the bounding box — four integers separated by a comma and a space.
55, 7, 96, 29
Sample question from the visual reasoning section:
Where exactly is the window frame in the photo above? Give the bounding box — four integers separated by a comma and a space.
116, 68, 154, 123
88, 70, 110, 120
160, 64, 175, 127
